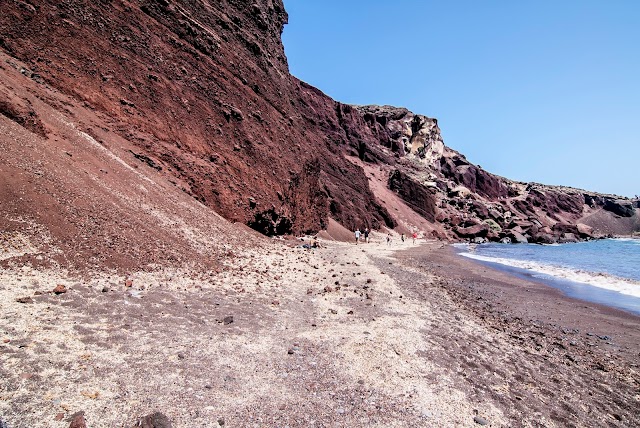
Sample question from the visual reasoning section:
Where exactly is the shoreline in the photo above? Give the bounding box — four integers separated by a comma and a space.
402, 242, 640, 352
452, 241, 640, 316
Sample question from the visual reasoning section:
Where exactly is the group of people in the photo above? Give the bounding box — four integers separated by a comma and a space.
354, 228, 419, 245
354, 227, 370, 244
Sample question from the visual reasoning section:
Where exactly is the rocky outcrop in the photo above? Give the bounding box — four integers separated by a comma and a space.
388, 170, 437, 222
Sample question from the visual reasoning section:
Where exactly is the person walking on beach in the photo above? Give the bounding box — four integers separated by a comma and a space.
401, 233, 405, 243
355, 228, 361, 245
412, 232, 417, 244
386, 233, 391, 246
364, 227, 369, 243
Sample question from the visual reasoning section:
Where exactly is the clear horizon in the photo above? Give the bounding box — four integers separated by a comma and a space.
282, 0, 640, 198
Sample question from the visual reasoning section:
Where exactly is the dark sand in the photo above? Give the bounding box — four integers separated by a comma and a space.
392, 242, 640, 427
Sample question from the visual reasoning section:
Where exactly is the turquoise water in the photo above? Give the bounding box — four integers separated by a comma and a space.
455, 238, 640, 315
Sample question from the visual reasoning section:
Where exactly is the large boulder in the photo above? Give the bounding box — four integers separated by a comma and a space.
506, 230, 529, 244
576, 223, 594, 238
559, 233, 579, 243
553, 223, 579, 235
454, 223, 489, 239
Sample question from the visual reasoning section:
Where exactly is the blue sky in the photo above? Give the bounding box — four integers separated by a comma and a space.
282, 0, 639, 198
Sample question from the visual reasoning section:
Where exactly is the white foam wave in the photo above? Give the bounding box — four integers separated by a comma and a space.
459, 252, 640, 298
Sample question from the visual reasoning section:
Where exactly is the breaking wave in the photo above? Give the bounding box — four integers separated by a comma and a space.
458, 250, 640, 299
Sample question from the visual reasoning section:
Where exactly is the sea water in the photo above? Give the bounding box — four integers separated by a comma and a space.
454, 238, 640, 315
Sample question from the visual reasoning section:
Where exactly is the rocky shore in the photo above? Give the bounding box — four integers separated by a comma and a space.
2, 236, 637, 427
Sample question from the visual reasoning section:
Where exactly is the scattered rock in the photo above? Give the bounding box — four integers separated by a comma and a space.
102, 286, 109, 293
133, 412, 172, 428
53, 284, 67, 294
125, 279, 133, 287
217, 418, 225, 426
15, 296, 33, 304
223, 316, 234, 325
473, 416, 489, 425
68, 412, 87, 428
55, 413, 65, 421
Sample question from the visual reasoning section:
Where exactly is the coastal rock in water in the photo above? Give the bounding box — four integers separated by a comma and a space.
559, 233, 579, 243
507, 230, 529, 244
576, 223, 594, 238
532, 232, 556, 244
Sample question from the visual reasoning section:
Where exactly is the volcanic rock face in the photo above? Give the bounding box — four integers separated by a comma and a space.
1, 0, 638, 259
0, 0, 393, 243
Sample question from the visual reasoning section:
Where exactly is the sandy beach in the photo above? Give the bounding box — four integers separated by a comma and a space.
1, 235, 638, 427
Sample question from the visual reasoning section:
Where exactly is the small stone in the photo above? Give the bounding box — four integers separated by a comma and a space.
55, 413, 65, 421
15, 296, 33, 304
101, 286, 109, 293
2, 339, 9, 343
125, 279, 133, 287
177, 353, 185, 359
53, 284, 67, 294
473, 416, 489, 425
347, 310, 354, 315
68, 412, 87, 428
223, 316, 234, 325
134, 412, 172, 428
217, 418, 225, 427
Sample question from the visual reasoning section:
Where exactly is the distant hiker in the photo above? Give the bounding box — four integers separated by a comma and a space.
355, 228, 361, 244
412, 232, 417, 244
401, 233, 405, 242
364, 228, 370, 243
386, 233, 391, 245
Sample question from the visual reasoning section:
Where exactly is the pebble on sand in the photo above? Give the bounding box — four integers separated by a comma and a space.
53, 284, 67, 294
